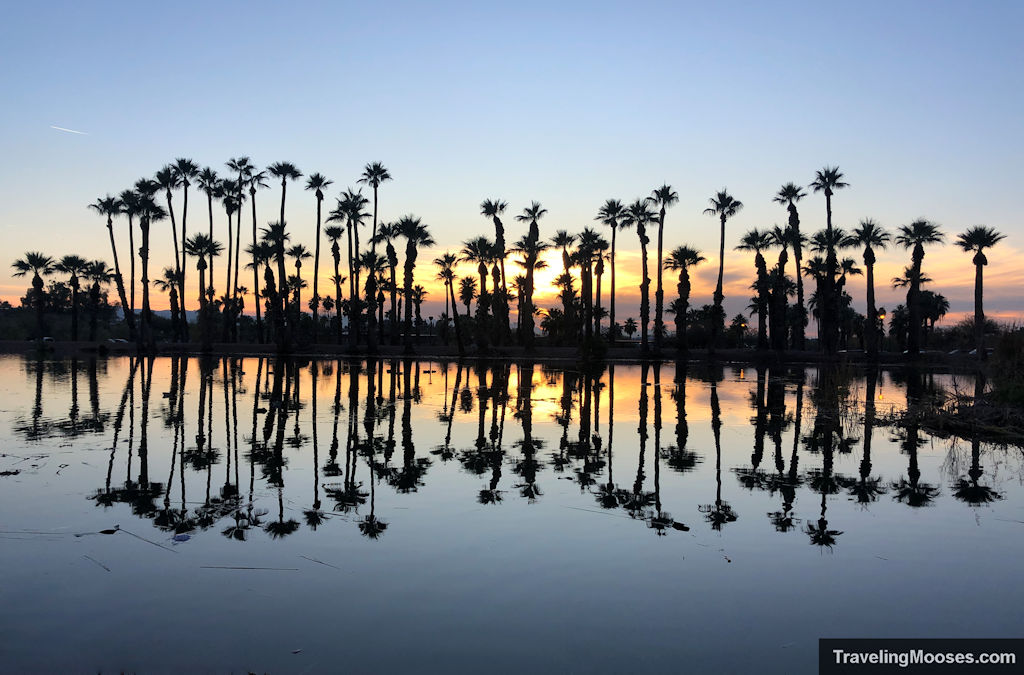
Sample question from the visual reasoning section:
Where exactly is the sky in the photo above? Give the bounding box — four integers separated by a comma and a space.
1, 0, 1022, 326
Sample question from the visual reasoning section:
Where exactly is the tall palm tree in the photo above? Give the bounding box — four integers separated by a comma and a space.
703, 190, 743, 351
260, 222, 291, 338
895, 219, 944, 356
773, 183, 807, 349
956, 225, 1005, 360
172, 158, 200, 328
184, 233, 223, 350
462, 235, 496, 330
116, 190, 140, 326
397, 216, 434, 352
373, 221, 401, 344
849, 219, 890, 358
596, 199, 628, 342
329, 189, 369, 346
481, 199, 510, 341
54, 255, 89, 341
134, 183, 166, 351
154, 267, 182, 342
324, 225, 346, 344
287, 244, 312, 317
434, 251, 464, 353
736, 229, 773, 350
576, 227, 605, 343
90, 195, 134, 338
358, 162, 392, 254
244, 169, 268, 344
155, 166, 184, 315
622, 199, 658, 353
809, 167, 849, 354
225, 159, 253, 330
515, 202, 548, 349
765, 225, 791, 352
84, 260, 113, 341
649, 185, 678, 353
358, 251, 387, 352
592, 235, 609, 337
664, 246, 706, 352
267, 162, 302, 334
12, 252, 54, 339
302, 172, 333, 342
196, 168, 221, 309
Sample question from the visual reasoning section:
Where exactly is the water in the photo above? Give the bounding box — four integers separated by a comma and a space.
0, 355, 1021, 673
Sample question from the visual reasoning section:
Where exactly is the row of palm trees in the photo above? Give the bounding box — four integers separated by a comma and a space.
49, 160, 1005, 358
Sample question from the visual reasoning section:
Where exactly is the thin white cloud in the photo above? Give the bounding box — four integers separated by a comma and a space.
50, 125, 88, 135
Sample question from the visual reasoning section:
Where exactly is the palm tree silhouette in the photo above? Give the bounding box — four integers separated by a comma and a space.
89, 195, 135, 339
154, 268, 182, 341
700, 376, 737, 530
955, 225, 1005, 360
267, 162, 302, 341
622, 199, 657, 353
245, 169, 269, 341
184, 233, 223, 350
12, 252, 54, 340
809, 166, 849, 354
462, 235, 496, 342
397, 216, 434, 353
736, 229, 772, 350
514, 201, 548, 349
155, 166, 184, 331
132, 181, 165, 351
895, 219, 944, 355
84, 260, 113, 340
172, 158, 200, 330
358, 162, 392, 254
849, 219, 890, 358
117, 190, 141, 329
704, 190, 743, 352
481, 199, 511, 343
765, 225, 791, 352
773, 182, 807, 349
596, 199, 628, 342
53, 255, 88, 341
301, 172, 333, 343
324, 225, 346, 344
373, 221, 402, 344
287, 244, 312, 318
434, 252, 464, 354
649, 185, 678, 354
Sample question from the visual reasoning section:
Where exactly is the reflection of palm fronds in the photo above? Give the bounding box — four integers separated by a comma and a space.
892, 478, 939, 507
324, 483, 368, 512
840, 475, 887, 504
265, 518, 300, 539
768, 510, 801, 533
807, 469, 845, 495
662, 446, 702, 473
478, 489, 504, 505
699, 500, 738, 530
183, 447, 221, 470
516, 482, 543, 501
304, 508, 327, 530
806, 518, 842, 548
648, 511, 688, 536
952, 479, 1001, 505
359, 515, 388, 539
593, 483, 623, 509
734, 467, 770, 491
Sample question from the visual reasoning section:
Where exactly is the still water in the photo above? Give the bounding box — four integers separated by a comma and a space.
0, 355, 1021, 673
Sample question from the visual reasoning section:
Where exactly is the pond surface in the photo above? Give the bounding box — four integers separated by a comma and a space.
0, 356, 1021, 673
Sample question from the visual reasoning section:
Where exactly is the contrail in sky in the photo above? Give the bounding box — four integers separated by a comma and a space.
50, 125, 88, 135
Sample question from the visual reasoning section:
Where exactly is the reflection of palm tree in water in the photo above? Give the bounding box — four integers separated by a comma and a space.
700, 375, 738, 530
390, 358, 431, 493
892, 369, 939, 507
595, 364, 621, 509
804, 368, 846, 548
649, 364, 688, 535
953, 435, 1002, 505
514, 361, 543, 501
847, 369, 886, 505
304, 361, 326, 530
765, 367, 801, 532
624, 363, 655, 518
663, 363, 701, 475
94, 357, 139, 508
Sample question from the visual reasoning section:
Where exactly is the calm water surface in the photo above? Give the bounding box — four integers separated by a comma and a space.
0, 355, 1021, 673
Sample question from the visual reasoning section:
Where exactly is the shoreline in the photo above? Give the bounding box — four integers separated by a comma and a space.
1, 339, 987, 371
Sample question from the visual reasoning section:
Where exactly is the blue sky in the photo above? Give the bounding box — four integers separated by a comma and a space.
2, 0, 1022, 320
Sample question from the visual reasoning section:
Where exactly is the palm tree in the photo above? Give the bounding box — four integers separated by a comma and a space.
155, 166, 184, 316
765, 225, 791, 352
83, 260, 113, 341
247, 169, 269, 342
267, 162, 303, 335
397, 216, 434, 352
462, 235, 496, 333
117, 190, 140, 327
649, 185, 678, 353
895, 219, 944, 355
196, 168, 221, 308
324, 225, 345, 343
703, 190, 743, 351
850, 219, 890, 358
773, 183, 807, 349
736, 229, 773, 350
12, 252, 54, 339
664, 246, 705, 352
90, 195, 134, 338
576, 227, 604, 343
459, 276, 478, 315
329, 189, 369, 346
514, 202, 548, 349
622, 199, 658, 353
809, 167, 849, 353
411, 285, 427, 335
54, 255, 89, 341
304, 172, 333, 342
434, 252, 464, 353
373, 221, 402, 344
596, 199, 628, 342
135, 184, 166, 351
172, 158, 200, 328
623, 317, 638, 340
184, 233, 223, 350
154, 267, 182, 342
481, 199, 510, 341
358, 162, 392, 252
225, 158, 253, 329
287, 244, 312, 319
358, 251, 388, 352
956, 226, 1005, 360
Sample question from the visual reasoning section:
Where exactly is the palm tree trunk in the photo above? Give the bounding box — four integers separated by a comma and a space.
639, 229, 650, 353
312, 196, 323, 343
347, 224, 357, 348
250, 191, 262, 343
140, 219, 153, 351
974, 256, 985, 361
609, 226, 617, 343
179, 184, 189, 342
232, 196, 243, 341
712, 214, 726, 353
654, 209, 665, 353
403, 247, 416, 353
106, 218, 135, 338
865, 253, 878, 359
